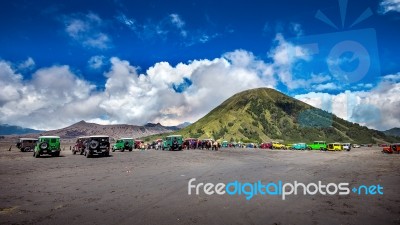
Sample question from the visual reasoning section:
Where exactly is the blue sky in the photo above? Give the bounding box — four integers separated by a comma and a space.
1, 0, 399, 130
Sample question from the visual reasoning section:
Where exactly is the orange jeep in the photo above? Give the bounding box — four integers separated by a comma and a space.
382, 143, 400, 154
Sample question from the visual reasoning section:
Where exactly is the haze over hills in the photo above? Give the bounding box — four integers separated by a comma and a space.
172, 88, 399, 144
383, 128, 400, 137
4, 120, 178, 140
0, 124, 44, 135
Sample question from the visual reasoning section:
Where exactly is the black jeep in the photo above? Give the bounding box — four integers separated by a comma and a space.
84, 135, 110, 158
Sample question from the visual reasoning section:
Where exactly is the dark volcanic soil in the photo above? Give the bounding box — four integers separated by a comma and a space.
0, 144, 399, 225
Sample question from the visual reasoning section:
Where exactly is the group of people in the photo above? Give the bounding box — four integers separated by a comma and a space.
184, 139, 220, 151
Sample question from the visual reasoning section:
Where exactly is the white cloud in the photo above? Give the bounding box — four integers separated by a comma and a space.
169, 14, 187, 37
290, 23, 304, 37
116, 13, 188, 40
98, 51, 272, 126
0, 61, 24, 106
0, 49, 276, 129
295, 75, 400, 130
18, 57, 35, 71
313, 82, 337, 91
268, 34, 332, 89
1, 33, 398, 131
116, 13, 219, 45
0, 61, 96, 130
64, 12, 111, 49
88, 55, 105, 69
379, 0, 400, 14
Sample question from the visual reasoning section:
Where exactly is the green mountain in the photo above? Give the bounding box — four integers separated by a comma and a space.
383, 128, 400, 137
170, 88, 399, 144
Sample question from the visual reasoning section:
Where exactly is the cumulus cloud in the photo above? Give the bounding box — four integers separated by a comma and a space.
268, 34, 331, 89
379, 0, 400, 14
1, 36, 398, 130
63, 12, 111, 49
0, 49, 276, 129
0, 61, 96, 129
98, 51, 273, 126
295, 74, 400, 130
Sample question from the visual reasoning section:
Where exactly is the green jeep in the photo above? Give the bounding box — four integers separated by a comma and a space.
112, 138, 134, 152
163, 135, 183, 151
221, 140, 229, 147
33, 136, 61, 158
307, 141, 327, 151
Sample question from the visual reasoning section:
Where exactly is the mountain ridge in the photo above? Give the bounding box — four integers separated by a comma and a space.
0, 124, 44, 135
383, 128, 400, 137
172, 88, 399, 144
3, 120, 179, 140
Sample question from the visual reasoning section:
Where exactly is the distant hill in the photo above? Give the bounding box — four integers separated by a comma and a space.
6, 120, 179, 140
176, 122, 191, 129
384, 128, 400, 137
0, 124, 44, 135
171, 88, 399, 144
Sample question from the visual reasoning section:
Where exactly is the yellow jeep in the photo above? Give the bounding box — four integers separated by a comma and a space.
272, 142, 285, 149
327, 143, 343, 151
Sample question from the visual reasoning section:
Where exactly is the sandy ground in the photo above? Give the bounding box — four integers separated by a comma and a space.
0, 143, 399, 225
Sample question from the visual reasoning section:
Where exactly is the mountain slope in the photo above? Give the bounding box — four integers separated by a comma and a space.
0, 124, 44, 135
175, 88, 398, 143
383, 128, 400, 137
8, 121, 179, 140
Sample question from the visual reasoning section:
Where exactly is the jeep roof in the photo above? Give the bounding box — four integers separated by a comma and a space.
78, 136, 90, 139
120, 138, 133, 140
19, 138, 38, 141
39, 136, 60, 139
89, 135, 109, 138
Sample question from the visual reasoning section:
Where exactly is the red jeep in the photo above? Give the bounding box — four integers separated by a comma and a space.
72, 136, 89, 155
382, 143, 400, 154
260, 142, 272, 149
135, 140, 144, 149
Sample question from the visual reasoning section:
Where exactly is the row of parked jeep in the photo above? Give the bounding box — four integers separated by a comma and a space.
16, 135, 111, 158
15, 134, 186, 158
16, 135, 399, 158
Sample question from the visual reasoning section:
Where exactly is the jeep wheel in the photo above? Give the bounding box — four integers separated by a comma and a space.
80, 150, 84, 155
54, 152, 60, 157
129, 147, 132, 152
121, 149, 125, 152
89, 140, 99, 149
39, 142, 48, 150
104, 152, 109, 157
73, 150, 76, 155
112, 148, 115, 152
